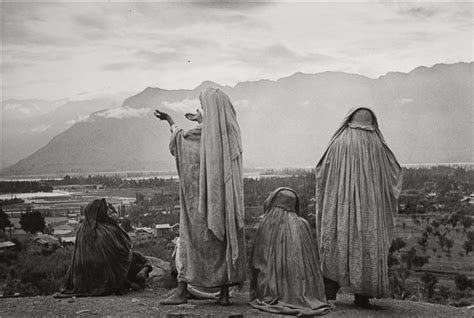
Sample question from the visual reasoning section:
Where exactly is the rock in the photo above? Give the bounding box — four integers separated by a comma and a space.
146, 256, 177, 288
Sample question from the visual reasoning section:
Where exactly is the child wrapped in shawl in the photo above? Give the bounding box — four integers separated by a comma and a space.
315, 108, 402, 307
249, 187, 331, 316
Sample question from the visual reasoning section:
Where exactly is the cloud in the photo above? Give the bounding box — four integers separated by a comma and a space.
3, 102, 23, 111
233, 44, 334, 67
2, 1, 472, 100
30, 124, 51, 133
161, 99, 200, 113
74, 14, 107, 30
66, 114, 90, 126
399, 6, 438, 18
3, 102, 40, 115
95, 107, 151, 119
136, 50, 184, 64
101, 62, 135, 71
399, 98, 414, 105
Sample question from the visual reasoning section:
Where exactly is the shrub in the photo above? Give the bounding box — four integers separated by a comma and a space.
449, 298, 472, 307
454, 274, 473, 291
420, 272, 438, 299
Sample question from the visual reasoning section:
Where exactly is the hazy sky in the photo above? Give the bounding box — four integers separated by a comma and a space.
1, 0, 473, 100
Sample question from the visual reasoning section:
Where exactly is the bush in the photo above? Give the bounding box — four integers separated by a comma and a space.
20, 211, 46, 234
5, 244, 73, 296
449, 298, 472, 307
454, 274, 473, 291
420, 272, 438, 299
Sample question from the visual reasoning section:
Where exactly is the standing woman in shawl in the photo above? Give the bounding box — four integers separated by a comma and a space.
57, 199, 133, 297
315, 108, 402, 307
250, 187, 331, 316
155, 87, 246, 305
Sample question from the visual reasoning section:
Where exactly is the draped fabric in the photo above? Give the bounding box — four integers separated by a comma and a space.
250, 188, 331, 316
127, 251, 153, 289
172, 237, 236, 299
315, 107, 402, 298
198, 87, 246, 281
61, 199, 133, 296
170, 110, 246, 287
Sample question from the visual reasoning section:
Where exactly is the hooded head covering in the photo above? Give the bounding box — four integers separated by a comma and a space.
316, 107, 397, 167
263, 187, 301, 215
84, 198, 116, 230
198, 87, 244, 265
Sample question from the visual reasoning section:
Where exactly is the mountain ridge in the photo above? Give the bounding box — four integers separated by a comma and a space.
2, 62, 473, 176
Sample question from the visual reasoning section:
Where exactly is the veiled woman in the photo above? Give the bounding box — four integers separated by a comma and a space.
249, 187, 331, 316
58, 199, 133, 296
155, 87, 246, 305
315, 107, 402, 307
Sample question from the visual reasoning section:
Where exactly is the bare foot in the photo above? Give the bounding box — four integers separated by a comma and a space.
160, 291, 188, 305
160, 282, 188, 305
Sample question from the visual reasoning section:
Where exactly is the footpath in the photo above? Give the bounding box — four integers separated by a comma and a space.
1, 288, 472, 317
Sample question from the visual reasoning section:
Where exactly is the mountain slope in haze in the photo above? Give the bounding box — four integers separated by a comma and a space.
3, 62, 473, 176
0, 92, 131, 169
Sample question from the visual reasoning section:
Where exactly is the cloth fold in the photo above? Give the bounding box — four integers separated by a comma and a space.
198, 87, 245, 270
250, 187, 331, 316
315, 107, 402, 298
60, 199, 133, 296
169, 89, 246, 287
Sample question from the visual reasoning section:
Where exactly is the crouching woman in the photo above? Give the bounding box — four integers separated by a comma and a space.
249, 187, 331, 316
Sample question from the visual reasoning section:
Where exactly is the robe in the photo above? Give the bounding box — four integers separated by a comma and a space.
170, 93, 246, 287
250, 188, 331, 316
315, 107, 402, 298
61, 199, 133, 296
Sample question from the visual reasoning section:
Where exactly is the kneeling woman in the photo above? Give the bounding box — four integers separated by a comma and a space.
58, 199, 134, 296
249, 188, 331, 316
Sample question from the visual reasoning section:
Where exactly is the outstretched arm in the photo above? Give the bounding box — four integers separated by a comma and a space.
154, 110, 176, 127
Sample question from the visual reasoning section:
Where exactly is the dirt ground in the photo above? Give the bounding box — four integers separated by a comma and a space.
1, 288, 472, 317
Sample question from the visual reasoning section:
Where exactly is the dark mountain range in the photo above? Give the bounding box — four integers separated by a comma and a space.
2, 62, 472, 176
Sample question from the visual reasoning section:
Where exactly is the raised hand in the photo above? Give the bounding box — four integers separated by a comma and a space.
154, 109, 175, 126
154, 109, 170, 121
184, 109, 203, 123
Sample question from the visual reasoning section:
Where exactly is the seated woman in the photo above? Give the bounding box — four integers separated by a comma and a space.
249, 188, 331, 316
56, 199, 134, 297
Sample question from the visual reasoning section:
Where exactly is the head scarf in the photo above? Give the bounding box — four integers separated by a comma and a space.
263, 187, 301, 215
84, 198, 114, 229
316, 107, 399, 168
198, 87, 244, 265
